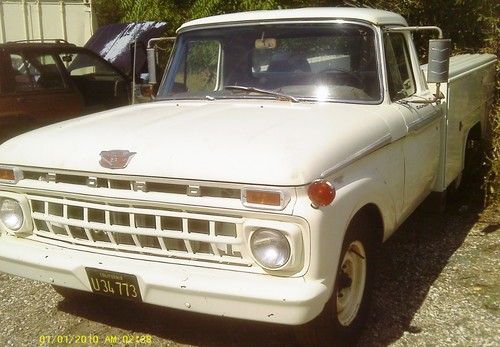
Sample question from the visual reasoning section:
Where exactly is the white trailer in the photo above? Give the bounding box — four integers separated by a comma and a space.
0, 0, 96, 45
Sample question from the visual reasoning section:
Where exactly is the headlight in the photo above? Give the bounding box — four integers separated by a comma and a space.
250, 229, 291, 269
0, 199, 24, 231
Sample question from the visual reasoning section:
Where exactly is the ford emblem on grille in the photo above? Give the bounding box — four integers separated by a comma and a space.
99, 150, 136, 169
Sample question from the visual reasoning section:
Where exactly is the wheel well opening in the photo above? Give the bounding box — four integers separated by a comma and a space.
353, 204, 384, 245
468, 122, 481, 141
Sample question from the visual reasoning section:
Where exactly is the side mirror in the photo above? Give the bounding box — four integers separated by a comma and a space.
427, 39, 451, 83
145, 37, 176, 88
147, 47, 157, 85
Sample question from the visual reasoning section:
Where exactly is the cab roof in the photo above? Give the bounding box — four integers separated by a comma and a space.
178, 7, 408, 33
0, 40, 76, 49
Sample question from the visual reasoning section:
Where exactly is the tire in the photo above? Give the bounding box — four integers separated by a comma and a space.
294, 216, 376, 346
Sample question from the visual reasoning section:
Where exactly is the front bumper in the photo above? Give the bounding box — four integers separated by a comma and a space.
0, 234, 328, 325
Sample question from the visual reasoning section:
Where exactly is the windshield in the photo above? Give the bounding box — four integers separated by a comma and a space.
158, 23, 381, 103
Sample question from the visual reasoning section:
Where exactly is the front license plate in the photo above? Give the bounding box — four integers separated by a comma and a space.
85, 268, 142, 302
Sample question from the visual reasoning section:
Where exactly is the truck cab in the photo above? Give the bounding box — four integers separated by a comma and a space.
0, 8, 496, 345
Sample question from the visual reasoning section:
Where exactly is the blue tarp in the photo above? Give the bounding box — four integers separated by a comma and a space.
85, 22, 168, 76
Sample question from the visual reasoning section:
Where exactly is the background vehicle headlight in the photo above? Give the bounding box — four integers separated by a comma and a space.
0, 199, 24, 231
250, 229, 291, 269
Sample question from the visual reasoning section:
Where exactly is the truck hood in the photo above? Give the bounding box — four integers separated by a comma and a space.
0, 100, 392, 186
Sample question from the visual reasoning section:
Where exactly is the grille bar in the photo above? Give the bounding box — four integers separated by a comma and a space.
29, 194, 241, 224
28, 194, 250, 267
32, 213, 240, 243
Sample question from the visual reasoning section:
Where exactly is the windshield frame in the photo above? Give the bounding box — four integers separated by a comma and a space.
157, 20, 384, 105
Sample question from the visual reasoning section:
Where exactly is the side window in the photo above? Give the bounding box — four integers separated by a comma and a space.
9, 53, 65, 92
174, 40, 221, 93
9, 54, 32, 92
384, 33, 416, 101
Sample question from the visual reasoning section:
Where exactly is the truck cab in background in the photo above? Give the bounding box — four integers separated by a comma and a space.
0, 40, 129, 141
0, 21, 168, 142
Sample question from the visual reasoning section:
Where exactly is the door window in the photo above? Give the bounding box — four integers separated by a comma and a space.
173, 40, 221, 93
10, 53, 66, 92
384, 33, 416, 101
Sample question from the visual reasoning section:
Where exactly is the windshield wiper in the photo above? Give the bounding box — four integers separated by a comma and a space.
224, 85, 299, 103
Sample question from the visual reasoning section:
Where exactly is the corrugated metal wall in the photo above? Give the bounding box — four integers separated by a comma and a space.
0, 0, 97, 45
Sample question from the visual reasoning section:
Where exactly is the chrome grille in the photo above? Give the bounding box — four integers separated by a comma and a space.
28, 194, 251, 266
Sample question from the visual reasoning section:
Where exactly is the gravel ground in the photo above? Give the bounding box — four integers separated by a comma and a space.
0, 197, 498, 347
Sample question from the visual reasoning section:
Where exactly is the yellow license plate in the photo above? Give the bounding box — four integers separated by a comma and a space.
85, 268, 142, 302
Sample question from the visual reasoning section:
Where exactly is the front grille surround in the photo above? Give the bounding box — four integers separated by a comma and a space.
0, 168, 306, 275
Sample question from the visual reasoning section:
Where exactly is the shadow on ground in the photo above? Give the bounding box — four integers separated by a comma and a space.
56, 187, 484, 347
356, 188, 482, 347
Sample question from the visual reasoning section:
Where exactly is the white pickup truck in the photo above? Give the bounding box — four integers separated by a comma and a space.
0, 8, 496, 344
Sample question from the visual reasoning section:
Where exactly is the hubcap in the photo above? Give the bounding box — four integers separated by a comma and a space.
336, 240, 366, 326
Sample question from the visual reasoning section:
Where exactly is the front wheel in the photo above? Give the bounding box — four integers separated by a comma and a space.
336, 239, 368, 328
295, 217, 376, 346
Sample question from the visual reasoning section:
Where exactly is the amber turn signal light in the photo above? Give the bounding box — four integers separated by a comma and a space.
245, 190, 282, 206
308, 179, 335, 207
0, 168, 15, 182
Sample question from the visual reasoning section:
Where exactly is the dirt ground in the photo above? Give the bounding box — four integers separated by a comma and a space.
0, 186, 498, 346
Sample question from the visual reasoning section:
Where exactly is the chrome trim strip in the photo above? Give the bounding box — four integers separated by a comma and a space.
320, 134, 392, 179
385, 26, 443, 39
407, 110, 442, 133
0, 166, 23, 184
179, 18, 386, 34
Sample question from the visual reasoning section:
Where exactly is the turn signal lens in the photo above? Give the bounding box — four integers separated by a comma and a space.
0, 168, 15, 182
308, 179, 335, 207
245, 190, 281, 206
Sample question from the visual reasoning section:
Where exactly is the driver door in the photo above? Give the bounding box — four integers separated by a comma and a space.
384, 32, 441, 216
59, 50, 129, 113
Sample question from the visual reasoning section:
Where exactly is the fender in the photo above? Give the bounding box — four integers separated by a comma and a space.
296, 175, 397, 292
